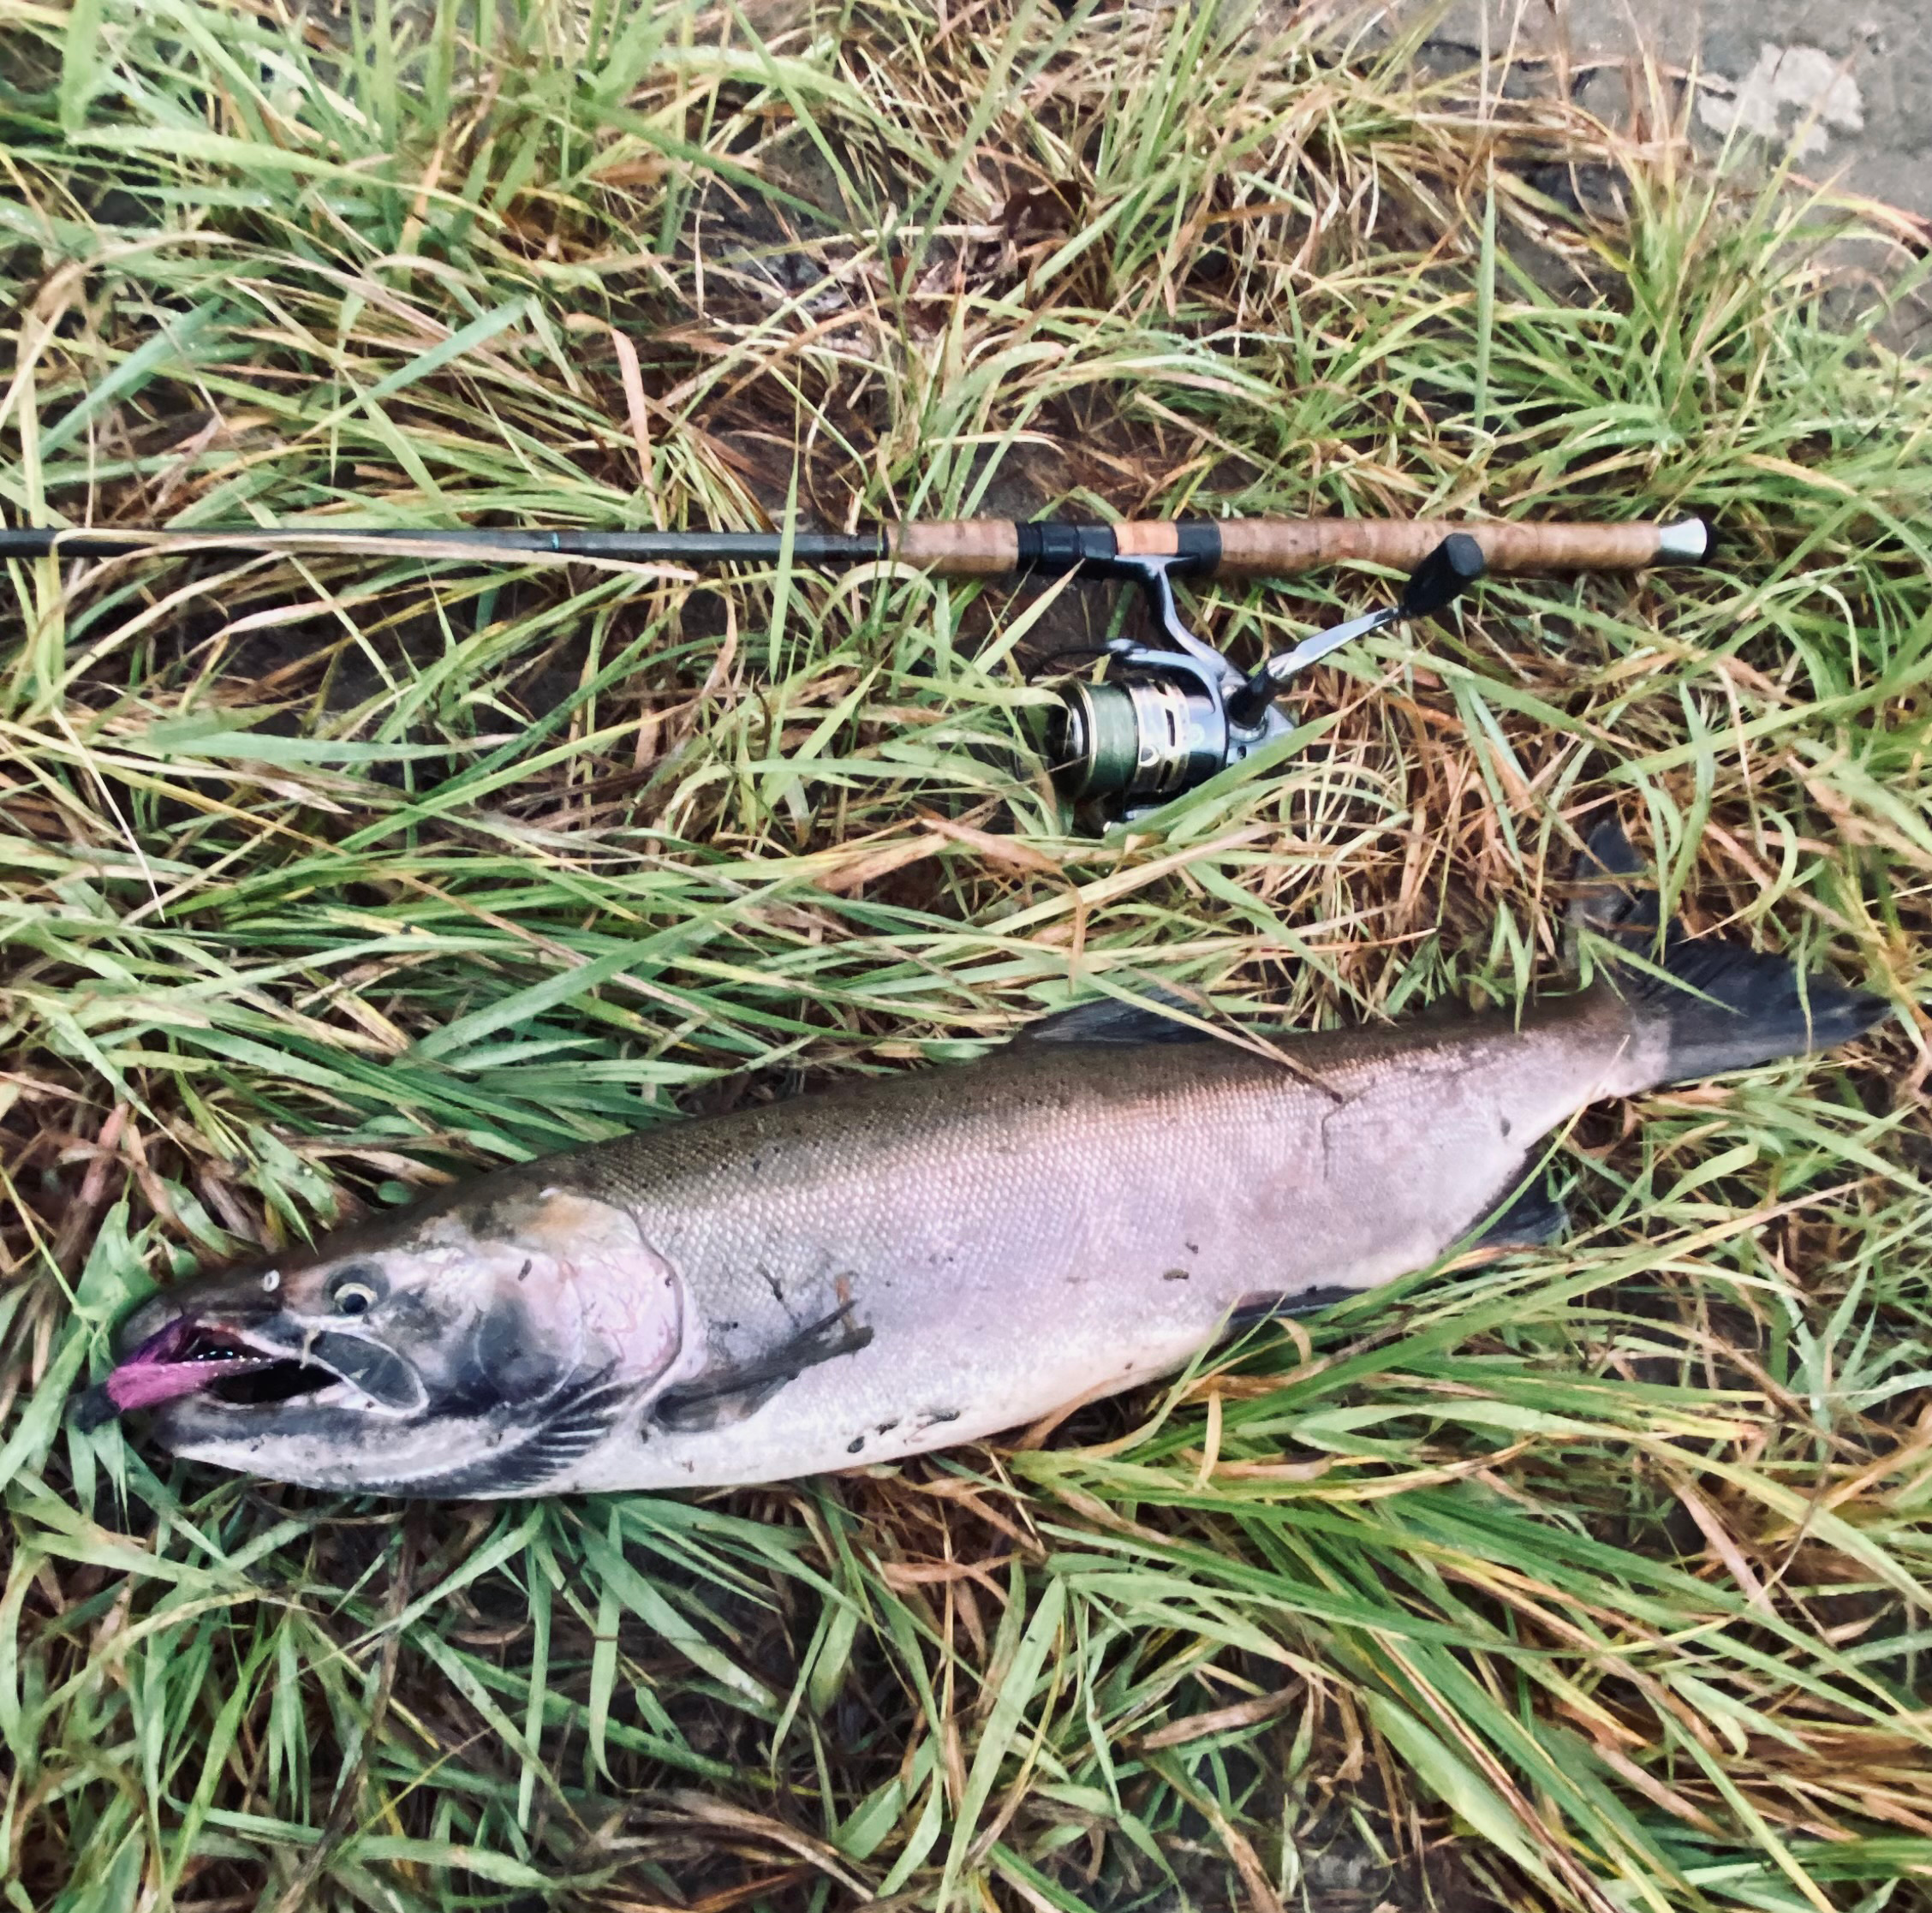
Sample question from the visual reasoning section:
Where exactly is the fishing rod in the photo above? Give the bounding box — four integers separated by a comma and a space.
0, 512, 1708, 574
2, 510, 1708, 820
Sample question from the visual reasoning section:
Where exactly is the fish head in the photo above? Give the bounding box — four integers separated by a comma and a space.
101, 1181, 690, 1495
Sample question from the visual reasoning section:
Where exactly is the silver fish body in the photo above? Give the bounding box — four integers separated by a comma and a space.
102, 831, 1881, 1497
523, 1002, 1632, 1490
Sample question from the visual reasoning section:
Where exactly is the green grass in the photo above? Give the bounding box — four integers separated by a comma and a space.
3, 0, 1931, 1907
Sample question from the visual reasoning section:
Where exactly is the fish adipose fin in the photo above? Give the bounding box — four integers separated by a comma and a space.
1574, 820, 1887, 1089
1568, 817, 1662, 943
653, 1304, 874, 1435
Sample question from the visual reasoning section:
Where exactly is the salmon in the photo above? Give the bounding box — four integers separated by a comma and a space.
88, 826, 1883, 1497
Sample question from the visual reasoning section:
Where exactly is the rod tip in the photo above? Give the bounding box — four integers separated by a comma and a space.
1655, 516, 1709, 563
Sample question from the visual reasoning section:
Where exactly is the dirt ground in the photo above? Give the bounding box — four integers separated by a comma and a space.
1390, 0, 1929, 216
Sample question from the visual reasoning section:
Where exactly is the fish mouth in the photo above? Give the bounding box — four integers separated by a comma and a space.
89, 1313, 426, 1425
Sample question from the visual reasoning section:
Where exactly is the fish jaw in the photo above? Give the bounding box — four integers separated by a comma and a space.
151, 1390, 470, 1492
148, 1355, 660, 1498
97, 1304, 431, 1423
101, 1315, 277, 1412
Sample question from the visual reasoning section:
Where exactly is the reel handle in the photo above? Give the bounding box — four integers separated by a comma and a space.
1222, 533, 1488, 731
1398, 532, 1487, 621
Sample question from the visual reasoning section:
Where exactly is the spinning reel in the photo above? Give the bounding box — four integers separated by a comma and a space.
1043, 533, 1487, 819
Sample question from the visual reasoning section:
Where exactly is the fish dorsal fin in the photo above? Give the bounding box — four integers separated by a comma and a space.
1019, 985, 1214, 1046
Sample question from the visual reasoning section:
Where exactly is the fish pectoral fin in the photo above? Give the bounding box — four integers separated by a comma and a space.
652, 1304, 874, 1436
388, 1370, 633, 1499
1469, 1179, 1571, 1254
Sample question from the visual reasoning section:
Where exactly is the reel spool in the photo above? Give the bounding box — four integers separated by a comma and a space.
1052, 673, 1223, 805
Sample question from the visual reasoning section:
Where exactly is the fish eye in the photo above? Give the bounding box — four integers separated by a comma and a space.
327, 1267, 385, 1317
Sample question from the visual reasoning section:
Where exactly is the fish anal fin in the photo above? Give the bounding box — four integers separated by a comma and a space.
653, 1303, 873, 1435
1469, 1180, 1570, 1254
1228, 1284, 1366, 1329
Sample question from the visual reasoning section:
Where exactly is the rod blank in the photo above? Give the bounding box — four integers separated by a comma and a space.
0, 526, 884, 565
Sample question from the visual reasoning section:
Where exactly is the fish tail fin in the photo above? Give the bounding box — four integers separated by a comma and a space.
1571, 819, 1886, 1092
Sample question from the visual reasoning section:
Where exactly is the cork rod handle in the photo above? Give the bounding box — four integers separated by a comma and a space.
887, 516, 1706, 577
1208, 516, 1704, 577
891, 520, 1020, 575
